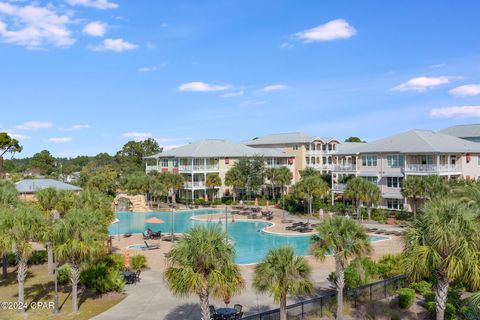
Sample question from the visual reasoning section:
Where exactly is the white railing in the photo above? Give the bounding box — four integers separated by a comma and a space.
404, 164, 460, 173
306, 150, 335, 155
307, 164, 334, 171
145, 165, 158, 172
332, 183, 347, 192
178, 164, 219, 172
331, 164, 357, 172
184, 181, 206, 188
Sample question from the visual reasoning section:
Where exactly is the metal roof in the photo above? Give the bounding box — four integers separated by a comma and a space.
16, 179, 82, 193
335, 130, 480, 155
243, 132, 337, 146
439, 124, 480, 138
146, 139, 289, 159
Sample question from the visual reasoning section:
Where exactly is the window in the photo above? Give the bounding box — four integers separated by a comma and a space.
386, 199, 403, 210
328, 157, 332, 164
322, 144, 327, 151
172, 159, 178, 167
420, 155, 433, 165
332, 144, 336, 150
322, 157, 327, 165
387, 177, 403, 188
362, 176, 377, 184
387, 154, 405, 167
161, 159, 169, 167
362, 155, 377, 167
306, 144, 310, 151
328, 144, 332, 151
311, 157, 316, 164
306, 157, 310, 165
292, 144, 299, 150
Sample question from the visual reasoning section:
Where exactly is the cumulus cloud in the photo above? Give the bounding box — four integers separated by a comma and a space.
0, 2, 75, 48
60, 124, 90, 131
47, 137, 72, 143
16, 121, 52, 130
239, 100, 266, 107
261, 84, 287, 92
221, 90, 244, 98
5, 131, 29, 140
296, 19, 356, 42
90, 38, 138, 52
83, 21, 107, 37
66, 0, 118, 10
178, 82, 231, 92
123, 132, 152, 140
137, 63, 167, 73
430, 106, 480, 118
391, 76, 454, 92
449, 84, 480, 97
280, 42, 294, 49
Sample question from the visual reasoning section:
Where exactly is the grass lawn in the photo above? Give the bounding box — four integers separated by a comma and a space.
0, 264, 125, 320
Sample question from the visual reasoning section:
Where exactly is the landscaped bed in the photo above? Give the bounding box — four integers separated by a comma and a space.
0, 264, 125, 320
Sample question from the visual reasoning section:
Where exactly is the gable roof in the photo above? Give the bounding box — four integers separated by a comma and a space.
243, 132, 337, 146
439, 124, 480, 138
335, 130, 480, 155
146, 139, 288, 158
16, 179, 82, 193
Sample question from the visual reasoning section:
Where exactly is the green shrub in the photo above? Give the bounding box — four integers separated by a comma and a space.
29, 250, 48, 265
426, 301, 456, 320
105, 253, 125, 271
80, 254, 125, 293
194, 198, 206, 205
328, 257, 378, 289
131, 255, 147, 270
423, 291, 435, 302
410, 280, 433, 296
57, 264, 71, 284
377, 254, 404, 279
398, 288, 415, 309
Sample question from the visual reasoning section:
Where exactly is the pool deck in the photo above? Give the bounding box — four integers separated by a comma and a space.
97, 208, 404, 320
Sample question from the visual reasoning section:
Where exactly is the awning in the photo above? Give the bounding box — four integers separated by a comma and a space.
382, 172, 404, 178
382, 192, 404, 199
358, 172, 378, 177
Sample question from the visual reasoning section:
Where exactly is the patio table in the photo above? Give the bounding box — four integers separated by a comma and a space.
216, 307, 237, 318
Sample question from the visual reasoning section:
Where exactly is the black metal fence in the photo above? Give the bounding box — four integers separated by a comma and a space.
242, 275, 406, 320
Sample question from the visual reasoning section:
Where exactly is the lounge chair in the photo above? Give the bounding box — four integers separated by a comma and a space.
209, 305, 221, 320
143, 241, 160, 250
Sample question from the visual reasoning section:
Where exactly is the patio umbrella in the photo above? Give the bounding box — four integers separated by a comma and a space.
124, 249, 131, 270
255, 198, 258, 206
144, 217, 165, 232
205, 193, 209, 202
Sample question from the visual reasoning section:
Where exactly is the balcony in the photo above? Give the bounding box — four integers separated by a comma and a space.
404, 164, 460, 174
178, 164, 219, 172
306, 149, 335, 155
307, 164, 334, 171
331, 164, 357, 172
332, 183, 346, 192
184, 181, 206, 188
145, 165, 158, 173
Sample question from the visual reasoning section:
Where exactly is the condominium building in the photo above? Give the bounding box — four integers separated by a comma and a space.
244, 132, 360, 182
331, 129, 480, 211
439, 124, 480, 143
144, 139, 294, 200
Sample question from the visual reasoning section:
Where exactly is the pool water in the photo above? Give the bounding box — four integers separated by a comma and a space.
109, 209, 389, 264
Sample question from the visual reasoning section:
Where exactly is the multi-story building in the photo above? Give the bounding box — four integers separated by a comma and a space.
440, 124, 480, 143
144, 139, 294, 201
244, 132, 360, 182
331, 129, 480, 210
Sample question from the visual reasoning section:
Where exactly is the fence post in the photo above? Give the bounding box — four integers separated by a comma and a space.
370, 283, 372, 301
320, 296, 323, 317
301, 301, 304, 320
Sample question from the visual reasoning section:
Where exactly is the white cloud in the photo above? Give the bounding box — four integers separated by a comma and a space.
66, 0, 118, 10
391, 76, 454, 92
280, 42, 294, 49
430, 106, 480, 118
83, 21, 107, 37
0, 2, 75, 48
138, 63, 167, 73
16, 121, 52, 130
178, 81, 231, 92
430, 63, 446, 69
221, 90, 244, 98
60, 124, 90, 131
162, 144, 183, 151
262, 84, 287, 92
123, 132, 152, 141
5, 131, 29, 140
449, 84, 480, 97
47, 137, 72, 143
239, 100, 266, 107
296, 19, 356, 42
90, 38, 138, 52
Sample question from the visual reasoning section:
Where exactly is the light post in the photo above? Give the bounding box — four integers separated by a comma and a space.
225, 206, 228, 241
170, 204, 174, 242
53, 253, 59, 314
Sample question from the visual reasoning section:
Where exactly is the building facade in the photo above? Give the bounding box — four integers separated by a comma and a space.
145, 139, 294, 201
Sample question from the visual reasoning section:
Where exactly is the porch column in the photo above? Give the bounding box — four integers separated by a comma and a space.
204, 158, 207, 170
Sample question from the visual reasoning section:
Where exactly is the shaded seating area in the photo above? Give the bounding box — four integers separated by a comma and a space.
143, 228, 162, 240
285, 221, 317, 233
209, 304, 243, 319
122, 269, 141, 284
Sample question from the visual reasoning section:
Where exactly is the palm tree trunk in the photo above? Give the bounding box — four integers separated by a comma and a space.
413, 198, 417, 220
335, 256, 345, 320
2, 253, 7, 279
17, 257, 28, 313
434, 274, 449, 320
280, 295, 287, 320
47, 242, 54, 275
367, 204, 372, 221
71, 261, 80, 313
199, 287, 210, 320
232, 187, 236, 203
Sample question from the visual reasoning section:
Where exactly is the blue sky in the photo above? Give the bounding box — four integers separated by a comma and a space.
1, 0, 480, 157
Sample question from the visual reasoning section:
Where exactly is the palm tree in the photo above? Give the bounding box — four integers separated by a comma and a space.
402, 176, 425, 219
253, 246, 313, 320
311, 217, 371, 320
403, 199, 480, 320
0, 180, 18, 279
275, 166, 293, 217
265, 167, 279, 200
453, 180, 480, 208
344, 177, 367, 217
363, 182, 381, 221
0, 205, 47, 312
53, 209, 108, 313
164, 226, 244, 320
77, 187, 114, 224
206, 173, 222, 202
423, 175, 449, 201
294, 175, 329, 223
225, 166, 246, 203
161, 172, 185, 204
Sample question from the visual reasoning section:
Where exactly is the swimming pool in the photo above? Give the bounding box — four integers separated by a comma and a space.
109, 209, 389, 264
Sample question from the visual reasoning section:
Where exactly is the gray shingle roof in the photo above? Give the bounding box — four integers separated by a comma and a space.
243, 132, 337, 146
439, 124, 480, 138
335, 130, 480, 155
16, 179, 82, 193
146, 139, 288, 158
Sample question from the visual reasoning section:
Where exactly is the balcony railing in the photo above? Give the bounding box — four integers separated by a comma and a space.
332, 183, 346, 192
184, 181, 206, 188
145, 165, 158, 172
404, 164, 460, 173
331, 164, 357, 172
307, 164, 334, 170
178, 164, 219, 172
306, 149, 336, 155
